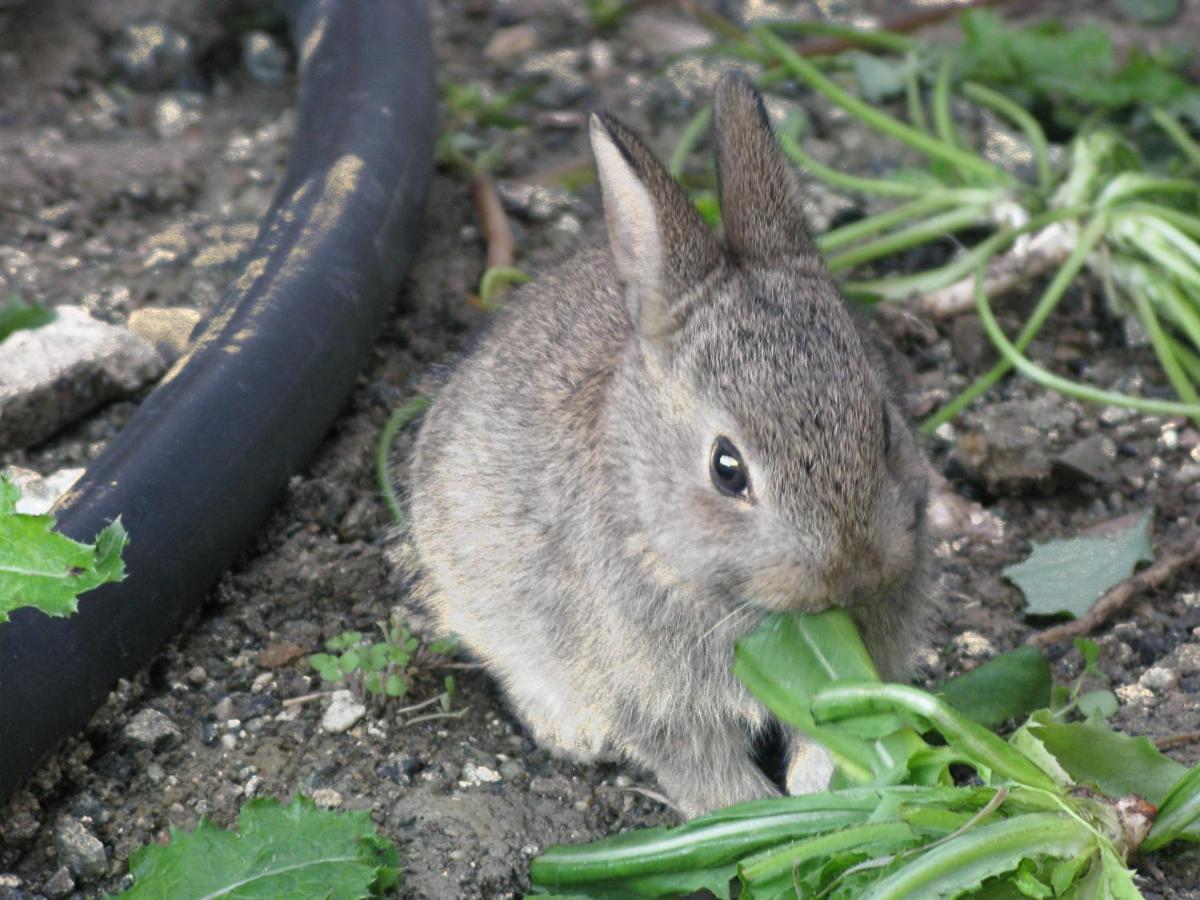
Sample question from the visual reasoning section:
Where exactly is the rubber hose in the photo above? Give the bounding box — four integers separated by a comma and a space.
0, 0, 436, 800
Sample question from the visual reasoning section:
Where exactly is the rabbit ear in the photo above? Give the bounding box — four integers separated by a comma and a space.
713, 72, 818, 264
590, 111, 721, 337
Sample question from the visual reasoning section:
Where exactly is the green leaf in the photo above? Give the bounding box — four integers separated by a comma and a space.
850, 52, 908, 103
1113, 0, 1181, 25
384, 674, 406, 698
1076, 690, 1119, 721
1004, 511, 1154, 618
326, 631, 362, 652
938, 646, 1052, 729
340, 649, 362, 673
0, 294, 54, 343
121, 795, 401, 899
0, 477, 128, 624
1144, 761, 1200, 849
425, 637, 459, 656
365, 643, 389, 672
362, 672, 383, 696
308, 653, 343, 683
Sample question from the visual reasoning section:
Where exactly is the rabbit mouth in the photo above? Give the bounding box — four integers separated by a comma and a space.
743, 564, 894, 612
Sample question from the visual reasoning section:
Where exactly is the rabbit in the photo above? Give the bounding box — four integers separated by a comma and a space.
403, 72, 932, 819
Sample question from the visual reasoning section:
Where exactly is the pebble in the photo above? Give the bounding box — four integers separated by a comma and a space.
220, 733, 238, 751
213, 696, 235, 720
484, 25, 539, 64
1139, 665, 1178, 693
1053, 434, 1117, 484
109, 19, 194, 90
126, 307, 203, 365
311, 788, 343, 809
952, 631, 996, 660
53, 819, 108, 880
1, 466, 85, 515
1174, 644, 1200, 676
459, 763, 502, 787
496, 181, 576, 222
1115, 682, 1155, 706
625, 10, 714, 57
123, 709, 182, 752
153, 91, 206, 139
0, 306, 163, 451
43, 866, 74, 899
498, 758, 526, 780
241, 31, 289, 86
1173, 463, 1200, 485
519, 49, 589, 106
321, 690, 366, 734
185, 665, 208, 686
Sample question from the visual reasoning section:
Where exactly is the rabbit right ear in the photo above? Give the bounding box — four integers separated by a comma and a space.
590, 112, 721, 339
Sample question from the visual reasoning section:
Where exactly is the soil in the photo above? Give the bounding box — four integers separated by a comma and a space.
1, 0, 1199, 898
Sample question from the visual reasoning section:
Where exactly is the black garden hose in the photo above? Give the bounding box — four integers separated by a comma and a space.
0, 0, 436, 800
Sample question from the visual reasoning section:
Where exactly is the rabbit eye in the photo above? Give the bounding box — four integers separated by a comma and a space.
710, 436, 749, 498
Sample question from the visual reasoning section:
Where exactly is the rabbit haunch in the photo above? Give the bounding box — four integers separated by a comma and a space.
404, 73, 931, 817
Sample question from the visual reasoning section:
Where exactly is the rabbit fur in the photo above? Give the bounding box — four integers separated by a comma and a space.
404, 73, 931, 818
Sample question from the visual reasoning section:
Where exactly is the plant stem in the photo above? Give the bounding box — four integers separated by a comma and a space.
920, 213, 1109, 433
1150, 108, 1200, 170
962, 81, 1053, 192
827, 206, 988, 272
905, 58, 929, 134
932, 55, 961, 155
818, 193, 964, 252
756, 27, 1010, 185
669, 105, 712, 178
779, 133, 928, 198
376, 395, 433, 526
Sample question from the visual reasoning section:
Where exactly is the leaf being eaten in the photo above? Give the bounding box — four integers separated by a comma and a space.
122, 795, 401, 899
1004, 511, 1153, 619
0, 477, 127, 624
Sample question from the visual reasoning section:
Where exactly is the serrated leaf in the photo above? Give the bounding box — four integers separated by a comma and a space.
938, 646, 1051, 730
0, 294, 53, 343
1005, 512, 1153, 619
121, 795, 401, 899
0, 477, 128, 624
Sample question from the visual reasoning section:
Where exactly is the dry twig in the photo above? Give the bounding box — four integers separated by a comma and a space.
1028, 530, 1200, 646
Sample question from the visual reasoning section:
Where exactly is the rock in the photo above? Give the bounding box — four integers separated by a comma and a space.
625, 10, 714, 57
949, 315, 995, 375
53, 819, 107, 880
123, 709, 182, 752
954, 398, 1079, 493
1053, 434, 1117, 484
1139, 665, 1178, 693
484, 25, 539, 64
495, 181, 576, 223
109, 19, 195, 90
518, 49, 589, 106
321, 690, 366, 734
241, 31, 289, 86
185, 665, 208, 686
311, 788, 343, 809
952, 631, 996, 660
1174, 644, 1200, 676
459, 763, 502, 787
43, 866, 74, 899
257, 641, 306, 669
1, 466, 85, 515
126, 306, 203, 365
1173, 463, 1200, 485
153, 91, 206, 139
0, 306, 163, 451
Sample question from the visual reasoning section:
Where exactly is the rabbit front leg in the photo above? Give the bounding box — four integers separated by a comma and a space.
629, 720, 781, 819
784, 730, 835, 796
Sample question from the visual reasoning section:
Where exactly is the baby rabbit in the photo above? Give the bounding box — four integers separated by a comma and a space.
405, 73, 931, 818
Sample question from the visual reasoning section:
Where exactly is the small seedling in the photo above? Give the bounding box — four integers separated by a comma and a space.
1050, 638, 1120, 723
308, 612, 458, 711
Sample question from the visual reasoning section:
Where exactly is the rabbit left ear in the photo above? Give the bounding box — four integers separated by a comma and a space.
713, 72, 818, 264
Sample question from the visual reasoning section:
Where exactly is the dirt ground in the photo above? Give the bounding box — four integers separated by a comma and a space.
1, 0, 1199, 897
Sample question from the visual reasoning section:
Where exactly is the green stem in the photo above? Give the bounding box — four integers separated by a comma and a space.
1170, 334, 1200, 383
739, 821, 915, 884
669, 106, 712, 179
976, 270, 1200, 420
479, 266, 530, 308
962, 81, 1053, 192
826, 205, 989, 272
376, 395, 433, 528
1125, 202, 1200, 240
779, 132, 927, 198
1128, 282, 1200, 423
817, 193, 964, 252
765, 18, 916, 53
920, 212, 1109, 433
1097, 173, 1200, 207
932, 55, 961, 155
1150, 107, 1200, 170
905, 58, 929, 134
755, 26, 1010, 186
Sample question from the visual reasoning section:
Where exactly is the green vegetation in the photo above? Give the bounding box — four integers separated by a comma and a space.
0, 476, 127, 624
530, 610, 1200, 898
118, 795, 400, 899
0, 294, 53, 343
308, 611, 458, 709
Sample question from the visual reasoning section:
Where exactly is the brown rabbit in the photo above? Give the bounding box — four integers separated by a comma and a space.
403, 73, 931, 817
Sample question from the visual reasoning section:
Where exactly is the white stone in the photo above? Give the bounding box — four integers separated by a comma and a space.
459, 763, 502, 787
0, 306, 163, 450
1139, 665, 1178, 693
2, 466, 85, 515
311, 788, 343, 809
321, 690, 366, 734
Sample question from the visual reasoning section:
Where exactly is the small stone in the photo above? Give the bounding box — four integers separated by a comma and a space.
153, 91, 206, 139
459, 763, 502, 787
496, 181, 575, 223
1173, 463, 1200, 485
1139, 665, 1178, 693
311, 788, 343, 809
498, 758, 526, 780
949, 315, 995, 375
626, 10, 714, 57
484, 25, 539, 63
123, 708, 182, 752
256, 641, 307, 669
1182, 591, 1200, 609
1174, 644, 1200, 676
0, 306, 163, 451
54, 819, 108, 880
220, 733, 238, 751
519, 49, 589, 106
241, 31, 289, 86
1053, 434, 1118, 484
145, 762, 166, 784
126, 307, 203, 365
586, 39, 614, 77
43, 866, 74, 899
1, 466, 85, 515
952, 631, 996, 660
321, 690, 366, 734
185, 665, 208, 686
110, 19, 194, 90
213, 695, 235, 720
1115, 683, 1155, 706
251, 671, 273, 692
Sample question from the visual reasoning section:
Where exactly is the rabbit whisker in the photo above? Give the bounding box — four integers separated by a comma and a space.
695, 600, 752, 649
